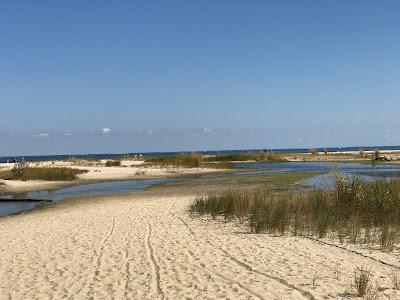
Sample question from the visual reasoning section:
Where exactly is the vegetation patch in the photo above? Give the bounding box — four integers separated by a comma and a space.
145, 153, 233, 169
105, 160, 122, 167
0, 164, 87, 181
66, 156, 100, 166
190, 174, 400, 250
205, 151, 287, 162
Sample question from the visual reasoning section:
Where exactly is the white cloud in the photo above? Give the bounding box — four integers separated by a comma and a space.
64, 132, 73, 136
203, 128, 212, 133
101, 128, 111, 134
29, 133, 49, 138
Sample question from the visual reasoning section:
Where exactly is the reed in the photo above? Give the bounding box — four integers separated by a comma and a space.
190, 174, 400, 249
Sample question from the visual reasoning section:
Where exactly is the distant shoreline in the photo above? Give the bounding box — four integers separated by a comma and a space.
2, 145, 400, 163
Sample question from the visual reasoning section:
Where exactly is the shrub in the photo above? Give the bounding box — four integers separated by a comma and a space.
373, 149, 380, 160
11, 162, 28, 178
105, 160, 121, 167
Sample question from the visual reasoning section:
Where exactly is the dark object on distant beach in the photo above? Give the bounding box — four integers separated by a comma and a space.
0, 198, 52, 202
375, 156, 391, 161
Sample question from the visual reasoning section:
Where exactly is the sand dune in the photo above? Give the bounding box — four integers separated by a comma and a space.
0, 194, 399, 299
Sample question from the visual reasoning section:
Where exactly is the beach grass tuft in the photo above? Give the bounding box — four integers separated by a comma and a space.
0, 164, 87, 181
354, 266, 372, 297
190, 174, 400, 249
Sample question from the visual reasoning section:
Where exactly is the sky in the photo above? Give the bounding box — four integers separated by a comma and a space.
1, 1, 399, 156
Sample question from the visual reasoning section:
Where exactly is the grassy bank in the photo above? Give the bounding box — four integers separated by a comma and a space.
145, 151, 287, 168
0, 165, 87, 181
190, 175, 400, 250
205, 151, 287, 162
145, 153, 233, 169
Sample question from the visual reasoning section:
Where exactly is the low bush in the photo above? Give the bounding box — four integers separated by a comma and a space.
105, 160, 121, 167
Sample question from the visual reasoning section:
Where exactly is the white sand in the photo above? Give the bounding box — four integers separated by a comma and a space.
0, 194, 399, 299
0, 161, 225, 194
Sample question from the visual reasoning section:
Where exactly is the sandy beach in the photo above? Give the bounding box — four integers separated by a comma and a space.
0, 160, 227, 194
1, 189, 400, 299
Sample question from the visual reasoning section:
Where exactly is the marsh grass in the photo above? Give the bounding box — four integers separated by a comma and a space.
146, 153, 233, 169
146, 153, 203, 168
190, 174, 400, 249
0, 165, 87, 181
205, 151, 287, 162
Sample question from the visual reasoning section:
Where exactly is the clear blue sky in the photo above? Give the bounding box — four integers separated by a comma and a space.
1, 1, 399, 155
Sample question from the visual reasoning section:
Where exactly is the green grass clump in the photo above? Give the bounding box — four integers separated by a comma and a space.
190, 174, 400, 249
0, 165, 87, 181
105, 160, 121, 167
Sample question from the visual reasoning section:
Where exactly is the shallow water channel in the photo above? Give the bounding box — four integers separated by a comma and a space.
1, 162, 399, 217
0, 178, 174, 217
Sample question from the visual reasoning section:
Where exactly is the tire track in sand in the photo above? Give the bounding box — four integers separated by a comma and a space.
145, 222, 164, 299
186, 248, 265, 300
123, 213, 134, 299
304, 236, 400, 270
87, 216, 116, 299
175, 215, 316, 300
160, 211, 265, 299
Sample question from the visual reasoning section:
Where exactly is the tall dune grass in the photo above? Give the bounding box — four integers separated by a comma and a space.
190, 174, 400, 249
0, 165, 87, 181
